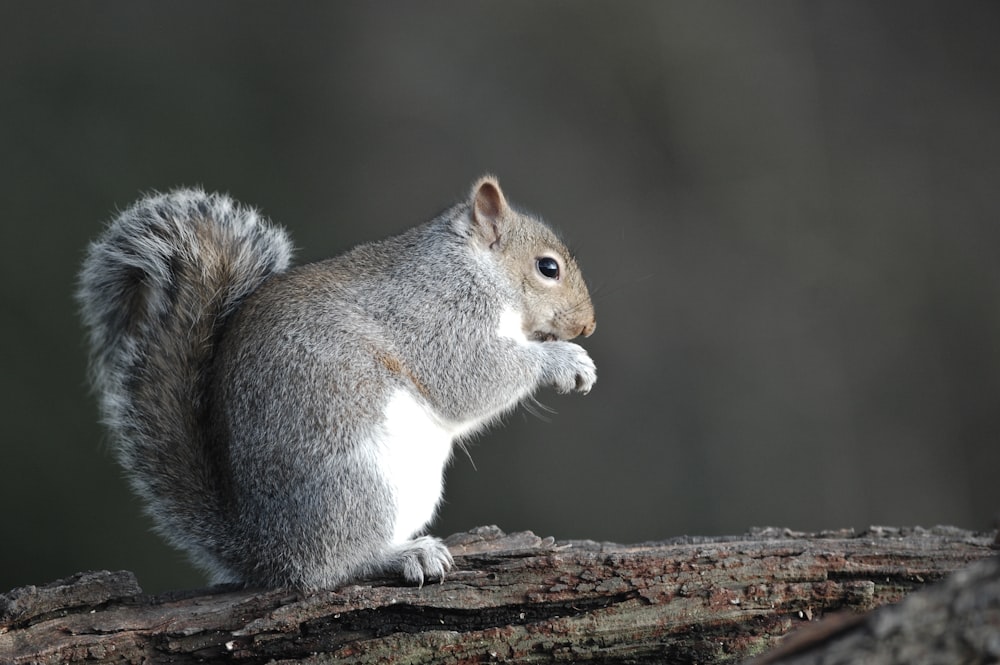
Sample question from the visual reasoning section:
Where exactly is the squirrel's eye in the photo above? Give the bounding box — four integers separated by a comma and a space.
536, 256, 560, 280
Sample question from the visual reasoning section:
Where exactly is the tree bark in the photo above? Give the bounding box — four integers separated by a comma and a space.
1, 525, 995, 665
749, 543, 1000, 665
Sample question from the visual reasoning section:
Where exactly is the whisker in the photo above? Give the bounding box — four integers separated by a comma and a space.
522, 395, 555, 423
454, 438, 478, 471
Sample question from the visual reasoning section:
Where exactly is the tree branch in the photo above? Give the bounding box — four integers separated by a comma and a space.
1, 525, 995, 664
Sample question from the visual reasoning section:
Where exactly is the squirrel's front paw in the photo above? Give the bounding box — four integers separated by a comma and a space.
546, 342, 597, 395
394, 536, 454, 587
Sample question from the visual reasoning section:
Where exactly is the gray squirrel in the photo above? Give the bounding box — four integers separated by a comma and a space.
77, 176, 596, 589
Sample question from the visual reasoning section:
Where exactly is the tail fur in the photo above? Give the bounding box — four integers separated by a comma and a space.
77, 189, 292, 582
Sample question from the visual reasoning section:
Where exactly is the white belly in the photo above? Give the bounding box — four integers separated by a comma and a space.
378, 389, 457, 544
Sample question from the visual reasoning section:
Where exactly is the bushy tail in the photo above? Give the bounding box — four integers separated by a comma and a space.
77, 189, 293, 581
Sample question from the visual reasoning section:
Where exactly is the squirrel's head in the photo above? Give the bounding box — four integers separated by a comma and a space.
466, 175, 596, 342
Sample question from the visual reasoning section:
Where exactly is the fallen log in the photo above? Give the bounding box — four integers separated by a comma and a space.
1, 525, 994, 664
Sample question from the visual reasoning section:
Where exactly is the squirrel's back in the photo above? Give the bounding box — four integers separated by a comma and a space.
77, 189, 292, 581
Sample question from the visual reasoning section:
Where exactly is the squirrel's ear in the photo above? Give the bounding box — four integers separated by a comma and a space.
471, 175, 509, 248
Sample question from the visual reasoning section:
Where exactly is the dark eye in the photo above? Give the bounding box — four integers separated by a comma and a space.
536, 256, 560, 280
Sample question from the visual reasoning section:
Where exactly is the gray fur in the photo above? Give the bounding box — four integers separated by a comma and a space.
77, 177, 596, 589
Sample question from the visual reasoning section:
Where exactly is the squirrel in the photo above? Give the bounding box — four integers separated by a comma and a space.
77, 176, 597, 590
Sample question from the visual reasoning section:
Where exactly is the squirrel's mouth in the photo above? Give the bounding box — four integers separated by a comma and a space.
530, 331, 559, 343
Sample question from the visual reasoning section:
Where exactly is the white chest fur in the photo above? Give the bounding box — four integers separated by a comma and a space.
378, 389, 457, 544
496, 305, 529, 344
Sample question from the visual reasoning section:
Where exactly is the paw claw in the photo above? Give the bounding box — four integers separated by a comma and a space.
395, 536, 453, 587
545, 342, 597, 395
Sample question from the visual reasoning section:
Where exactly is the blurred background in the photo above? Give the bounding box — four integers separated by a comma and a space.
3, 2, 999, 594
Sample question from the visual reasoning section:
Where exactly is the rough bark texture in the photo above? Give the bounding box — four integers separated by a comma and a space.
750, 552, 1000, 665
1, 525, 995, 665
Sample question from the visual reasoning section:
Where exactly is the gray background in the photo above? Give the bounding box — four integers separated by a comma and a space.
3, 2, 999, 594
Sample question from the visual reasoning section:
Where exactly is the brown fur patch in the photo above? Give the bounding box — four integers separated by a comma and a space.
373, 348, 430, 399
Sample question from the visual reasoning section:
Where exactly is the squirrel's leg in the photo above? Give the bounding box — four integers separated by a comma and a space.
381, 536, 454, 587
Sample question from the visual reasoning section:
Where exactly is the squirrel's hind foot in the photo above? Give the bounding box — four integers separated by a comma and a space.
389, 536, 454, 587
